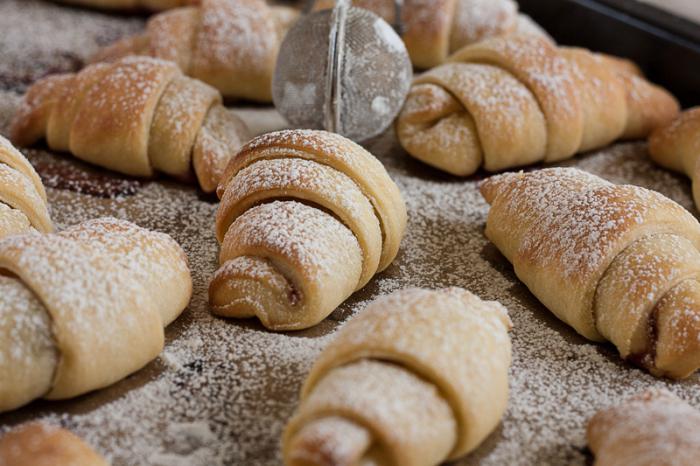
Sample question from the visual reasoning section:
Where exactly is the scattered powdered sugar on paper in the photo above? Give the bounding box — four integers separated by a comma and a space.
0, 0, 143, 93
451, 0, 519, 47
2, 4, 700, 465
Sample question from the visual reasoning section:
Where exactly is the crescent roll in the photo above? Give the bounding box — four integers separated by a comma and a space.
313, 0, 552, 69
0, 423, 109, 466
10, 56, 250, 193
649, 107, 700, 209
210, 129, 407, 331
283, 288, 513, 466
588, 390, 700, 466
91, 0, 299, 102
397, 35, 680, 176
0, 135, 52, 239
0, 217, 192, 413
481, 167, 700, 379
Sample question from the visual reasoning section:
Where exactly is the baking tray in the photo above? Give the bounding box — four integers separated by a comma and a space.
1, 1, 700, 465
519, 0, 700, 106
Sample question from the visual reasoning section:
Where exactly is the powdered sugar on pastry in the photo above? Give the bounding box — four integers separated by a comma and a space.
2, 111, 699, 465
0, 0, 143, 92
2, 4, 700, 459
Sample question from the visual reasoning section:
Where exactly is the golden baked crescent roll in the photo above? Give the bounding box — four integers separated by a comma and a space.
210, 129, 407, 331
588, 390, 700, 466
283, 288, 513, 466
91, 0, 299, 102
313, 0, 552, 69
0, 135, 52, 239
481, 167, 700, 379
0, 217, 192, 413
10, 56, 250, 193
397, 35, 679, 176
0, 423, 109, 466
649, 107, 700, 209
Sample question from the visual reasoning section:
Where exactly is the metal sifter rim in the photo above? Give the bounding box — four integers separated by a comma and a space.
324, 0, 350, 134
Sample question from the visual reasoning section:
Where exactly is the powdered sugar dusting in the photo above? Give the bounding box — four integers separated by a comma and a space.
425, 63, 535, 119
0, 275, 57, 406
3, 4, 700, 463
0, 0, 143, 93
495, 167, 684, 277
85, 57, 176, 133
481, 36, 578, 118
451, 0, 518, 47
224, 158, 370, 224
223, 200, 362, 281
192, 0, 277, 80
1, 97, 700, 464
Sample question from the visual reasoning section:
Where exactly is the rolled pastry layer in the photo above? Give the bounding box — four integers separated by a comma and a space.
397, 35, 679, 176
0, 135, 51, 239
0, 422, 109, 466
0, 217, 192, 412
649, 107, 700, 209
314, 0, 552, 69
284, 287, 513, 465
211, 129, 406, 331
10, 56, 250, 193
91, 0, 299, 102
588, 389, 700, 466
481, 167, 700, 378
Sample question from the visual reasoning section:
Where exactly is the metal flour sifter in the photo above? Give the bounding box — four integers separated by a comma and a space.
272, 0, 413, 142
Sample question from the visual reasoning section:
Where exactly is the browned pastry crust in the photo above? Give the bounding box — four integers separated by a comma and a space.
283, 288, 513, 466
397, 35, 679, 176
0, 423, 109, 466
0, 217, 192, 412
588, 390, 700, 466
210, 129, 406, 331
314, 0, 552, 69
91, 0, 299, 102
0, 136, 52, 239
481, 167, 700, 379
10, 56, 250, 193
649, 107, 700, 209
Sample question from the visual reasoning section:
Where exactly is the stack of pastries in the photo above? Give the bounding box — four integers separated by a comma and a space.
2, 1, 700, 464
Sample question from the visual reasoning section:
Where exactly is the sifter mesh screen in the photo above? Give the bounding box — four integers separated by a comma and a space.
273, 9, 332, 134
273, 3, 412, 142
